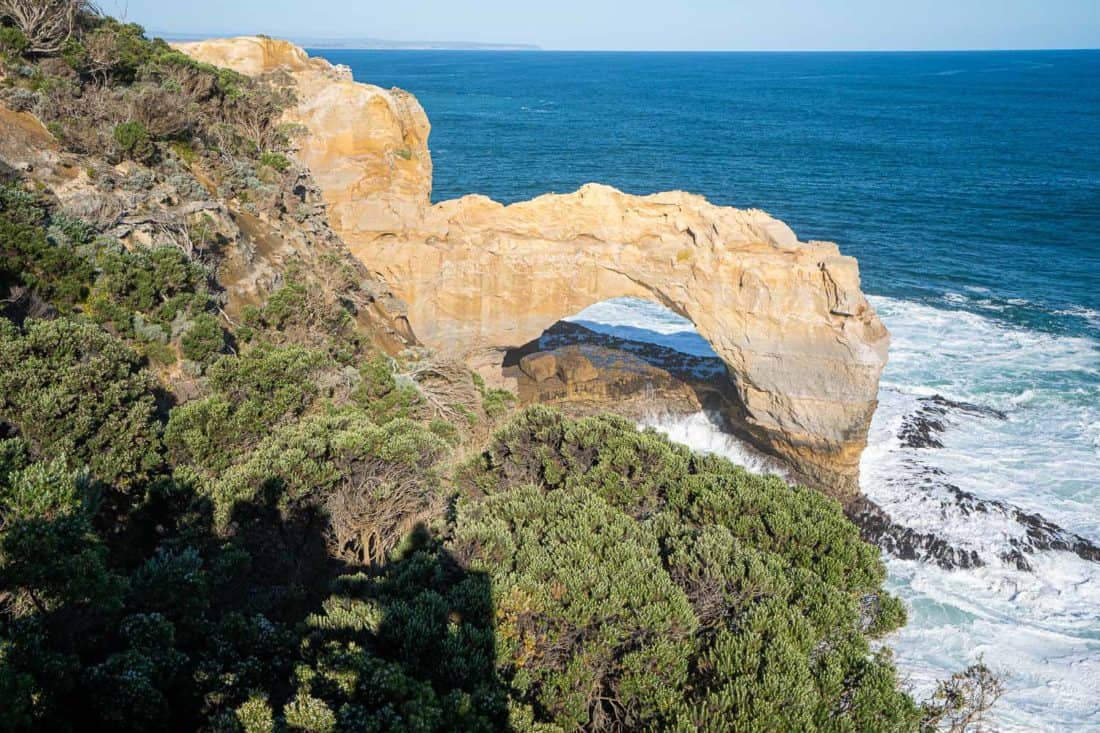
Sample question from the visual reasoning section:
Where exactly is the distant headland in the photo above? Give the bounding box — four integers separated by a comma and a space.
156, 32, 540, 50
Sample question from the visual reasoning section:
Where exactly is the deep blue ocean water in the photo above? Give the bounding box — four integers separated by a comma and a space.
315, 49, 1100, 730
317, 49, 1100, 338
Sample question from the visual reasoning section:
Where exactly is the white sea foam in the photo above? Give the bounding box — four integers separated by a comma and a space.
863, 296, 1100, 730
1056, 305, 1100, 329
569, 294, 1100, 730
638, 411, 788, 478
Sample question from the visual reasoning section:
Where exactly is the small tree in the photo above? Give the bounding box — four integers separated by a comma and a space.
0, 0, 92, 56
922, 656, 1006, 732
112, 120, 154, 162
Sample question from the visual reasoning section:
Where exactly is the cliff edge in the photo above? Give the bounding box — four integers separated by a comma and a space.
177, 37, 890, 499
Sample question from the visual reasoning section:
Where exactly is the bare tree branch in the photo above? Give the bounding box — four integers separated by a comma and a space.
0, 0, 95, 55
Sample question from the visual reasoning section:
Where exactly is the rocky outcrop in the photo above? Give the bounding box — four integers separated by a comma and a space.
509, 344, 703, 422
375, 185, 889, 497
0, 87, 417, 359
175, 37, 433, 240
179, 38, 890, 499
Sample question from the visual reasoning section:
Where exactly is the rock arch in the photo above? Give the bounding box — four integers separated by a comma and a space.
364, 185, 889, 498
177, 37, 890, 500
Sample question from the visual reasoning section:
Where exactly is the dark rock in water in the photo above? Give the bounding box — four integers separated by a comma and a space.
898, 394, 1007, 449
853, 461, 1100, 571
943, 483, 1100, 571
880, 394, 1100, 571
847, 496, 984, 570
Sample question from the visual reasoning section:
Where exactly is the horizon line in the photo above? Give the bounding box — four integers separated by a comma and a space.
304, 46, 1100, 53
156, 32, 1100, 54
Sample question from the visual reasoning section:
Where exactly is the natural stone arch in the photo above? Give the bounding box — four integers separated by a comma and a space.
176, 38, 891, 500
364, 185, 890, 499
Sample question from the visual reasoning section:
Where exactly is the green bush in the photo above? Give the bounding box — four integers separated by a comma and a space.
0, 183, 96, 312
0, 26, 29, 56
352, 352, 422, 423
453, 484, 697, 729
449, 407, 919, 730
113, 121, 155, 161
180, 313, 225, 363
0, 318, 163, 487
87, 245, 212, 334
259, 151, 291, 173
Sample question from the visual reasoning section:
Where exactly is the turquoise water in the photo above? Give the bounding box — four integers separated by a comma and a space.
317, 49, 1100, 730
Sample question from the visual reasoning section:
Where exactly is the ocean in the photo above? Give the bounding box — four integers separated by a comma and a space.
315, 48, 1100, 730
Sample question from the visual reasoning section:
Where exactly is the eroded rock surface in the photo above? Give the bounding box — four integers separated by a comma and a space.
507, 344, 703, 422
180, 38, 891, 498
175, 37, 433, 240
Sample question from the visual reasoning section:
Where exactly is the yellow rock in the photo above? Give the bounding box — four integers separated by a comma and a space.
519, 353, 558, 383
175, 36, 433, 239
178, 38, 891, 499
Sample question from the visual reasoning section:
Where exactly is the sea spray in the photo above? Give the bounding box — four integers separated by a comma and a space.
637, 411, 788, 478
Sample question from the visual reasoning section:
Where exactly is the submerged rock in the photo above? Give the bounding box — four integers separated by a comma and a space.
898, 394, 1007, 449
848, 495, 984, 570
853, 463, 1100, 571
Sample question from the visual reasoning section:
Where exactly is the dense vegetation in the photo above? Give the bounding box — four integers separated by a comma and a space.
0, 4, 999, 732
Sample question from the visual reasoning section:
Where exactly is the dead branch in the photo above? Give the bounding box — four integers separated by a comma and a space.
0, 0, 93, 56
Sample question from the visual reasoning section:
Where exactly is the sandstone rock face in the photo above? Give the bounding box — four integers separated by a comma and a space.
510, 345, 703, 422
555, 350, 599, 384
373, 184, 889, 497
519, 353, 558, 383
176, 37, 433, 240
179, 38, 890, 499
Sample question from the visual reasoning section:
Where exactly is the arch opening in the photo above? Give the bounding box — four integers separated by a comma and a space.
500, 297, 758, 450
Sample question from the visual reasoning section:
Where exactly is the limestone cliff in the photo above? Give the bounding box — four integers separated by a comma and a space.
175, 37, 433, 240
179, 38, 890, 499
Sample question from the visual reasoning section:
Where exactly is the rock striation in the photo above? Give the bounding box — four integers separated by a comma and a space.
180, 38, 890, 499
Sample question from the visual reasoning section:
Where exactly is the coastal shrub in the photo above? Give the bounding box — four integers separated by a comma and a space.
352, 352, 422, 423
87, 244, 213, 337
112, 120, 154, 161
0, 318, 163, 487
450, 406, 917, 730
292, 543, 509, 730
0, 25, 29, 56
452, 484, 697, 729
466, 406, 885, 593
208, 411, 448, 562
259, 151, 291, 173
179, 312, 225, 363
164, 343, 330, 477
0, 0, 92, 56
0, 182, 96, 313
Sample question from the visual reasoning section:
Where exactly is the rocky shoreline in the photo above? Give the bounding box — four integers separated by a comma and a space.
855, 392, 1100, 571
516, 322, 1100, 573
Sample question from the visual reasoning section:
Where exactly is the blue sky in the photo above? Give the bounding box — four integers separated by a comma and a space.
115, 0, 1100, 51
